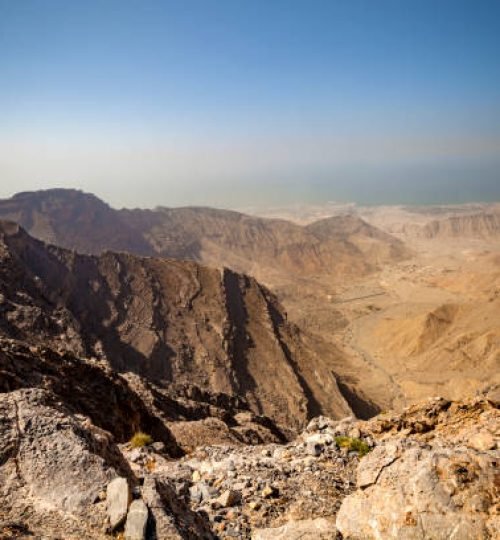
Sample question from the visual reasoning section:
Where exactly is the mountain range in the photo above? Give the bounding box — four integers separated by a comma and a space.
0, 189, 410, 288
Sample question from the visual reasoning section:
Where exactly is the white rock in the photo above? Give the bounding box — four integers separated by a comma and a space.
337, 442, 498, 540
217, 489, 241, 507
124, 499, 148, 540
469, 431, 496, 451
106, 477, 130, 530
252, 518, 336, 539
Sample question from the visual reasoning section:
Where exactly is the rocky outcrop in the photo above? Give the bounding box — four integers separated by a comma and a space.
337, 441, 499, 539
336, 394, 499, 539
419, 210, 500, 239
0, 388, 128, 539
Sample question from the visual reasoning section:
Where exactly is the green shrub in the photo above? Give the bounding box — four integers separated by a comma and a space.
335, 436, 370, 457
130, 431, 153, 448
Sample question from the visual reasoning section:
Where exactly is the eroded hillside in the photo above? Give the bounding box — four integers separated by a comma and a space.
0, 220, 353, 431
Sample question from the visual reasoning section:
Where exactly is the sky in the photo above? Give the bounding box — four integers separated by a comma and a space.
0, 0, 499, 208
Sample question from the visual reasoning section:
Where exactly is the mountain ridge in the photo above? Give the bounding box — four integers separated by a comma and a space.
0, 219, 355, 430
0, 189, 410, 288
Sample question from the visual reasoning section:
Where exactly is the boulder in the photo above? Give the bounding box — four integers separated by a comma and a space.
124, 499, 149, 540
106, 477, 131, 530
217, 489, 241, 507
0, 388, 127, 539
337, 440, 499, 539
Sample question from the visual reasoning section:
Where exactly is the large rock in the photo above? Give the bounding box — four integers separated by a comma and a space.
0, 388, 131, 539
106, 477, 131, 530
469, 430, 496, 451
141, 477, 184, 540
217, 489, 241, 507
252, 518, 336, 539
124, 499, 149, 540
142, 476, 214, 539
336, 440, 499, 539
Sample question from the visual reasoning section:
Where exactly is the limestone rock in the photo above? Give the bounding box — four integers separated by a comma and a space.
337, 441, 499, 539
0, 388, 129, 539
106, 477, 131, 530
124, 499, 149, 540
252, 518, 336, 539
217, 489, 241, 507
469, 430, 496, 451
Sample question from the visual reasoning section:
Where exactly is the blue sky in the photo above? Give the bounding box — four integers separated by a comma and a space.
0, 0, 499, 207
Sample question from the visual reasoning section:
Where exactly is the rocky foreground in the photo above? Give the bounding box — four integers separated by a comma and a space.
0, 337, 498, 539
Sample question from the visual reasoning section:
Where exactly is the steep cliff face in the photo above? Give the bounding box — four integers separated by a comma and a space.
0, 221, 352, 430
419, 210, 500, 239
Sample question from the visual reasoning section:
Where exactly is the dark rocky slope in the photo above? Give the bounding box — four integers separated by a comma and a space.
0, 220, 352, 431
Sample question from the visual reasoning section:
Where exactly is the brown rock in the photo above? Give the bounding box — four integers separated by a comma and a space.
217, 489, 241, 507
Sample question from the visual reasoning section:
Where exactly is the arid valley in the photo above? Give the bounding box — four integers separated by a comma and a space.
264, 202, 500, 413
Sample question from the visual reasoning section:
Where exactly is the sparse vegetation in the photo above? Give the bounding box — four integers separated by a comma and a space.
129, 431, 153, 448
335, 436, 370, 457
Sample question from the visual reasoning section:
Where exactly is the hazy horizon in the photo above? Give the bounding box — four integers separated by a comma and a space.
1, 0, 499, 208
